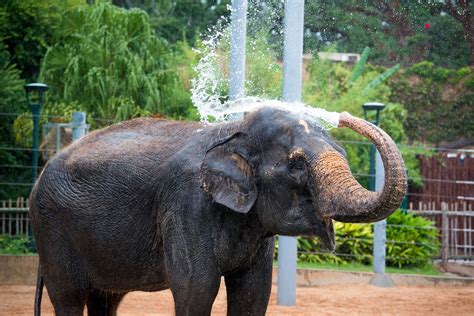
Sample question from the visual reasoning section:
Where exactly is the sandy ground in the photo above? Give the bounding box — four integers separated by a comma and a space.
1, 282, 474, 315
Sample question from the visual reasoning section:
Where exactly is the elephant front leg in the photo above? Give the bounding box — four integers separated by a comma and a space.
169, 273, 221, 316
224, 238, 275, 316
163, 224, 221, 315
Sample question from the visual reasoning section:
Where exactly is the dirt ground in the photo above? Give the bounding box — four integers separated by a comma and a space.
1, 282, 474, 315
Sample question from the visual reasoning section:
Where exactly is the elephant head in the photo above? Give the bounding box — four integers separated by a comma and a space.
200, 107, 407, 249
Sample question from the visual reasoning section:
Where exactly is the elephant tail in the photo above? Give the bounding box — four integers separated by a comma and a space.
34, 264, 44, 316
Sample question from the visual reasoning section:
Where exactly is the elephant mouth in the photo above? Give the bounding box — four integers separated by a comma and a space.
316, 217, 335, 251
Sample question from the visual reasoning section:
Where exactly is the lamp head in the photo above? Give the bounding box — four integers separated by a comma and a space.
24, 83, 49, 94
362, 102, 385, 112
362, 102, 385, 124
24, 83, 48, 109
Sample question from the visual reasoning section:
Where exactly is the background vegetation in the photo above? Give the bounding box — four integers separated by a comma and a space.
0, 235, 34, 255
276, 210, 440, 268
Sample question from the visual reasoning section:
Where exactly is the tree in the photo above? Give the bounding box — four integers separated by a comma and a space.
39, 2, 195, 124
303, 1, 470, 68
111, 0, 231, 44
0, 0, 84, 82
0, 41, 30, 199
442, 0, 473, 65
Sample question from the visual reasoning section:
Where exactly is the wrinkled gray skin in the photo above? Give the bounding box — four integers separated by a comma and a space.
30, 107, 406, 316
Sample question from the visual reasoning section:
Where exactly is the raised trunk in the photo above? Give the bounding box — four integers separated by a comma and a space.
311, 112, 407, 223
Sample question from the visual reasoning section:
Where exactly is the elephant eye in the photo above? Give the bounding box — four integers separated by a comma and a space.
288, 155, 306, 171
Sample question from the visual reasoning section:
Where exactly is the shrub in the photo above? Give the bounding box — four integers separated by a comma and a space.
0, 53, 31, 200
386, 210, 440, 268
0, 235, 34, 255
389, 62, 474, 145
39, 2, 195, 125
291, 210, 439, 268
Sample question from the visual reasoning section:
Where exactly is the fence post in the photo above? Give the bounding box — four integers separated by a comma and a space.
441, 202, 449, 265
72, 112, 87, 142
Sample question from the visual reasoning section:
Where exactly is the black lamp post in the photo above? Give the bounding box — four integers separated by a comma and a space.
24, 83, 48, 184
362, 102, 385, 191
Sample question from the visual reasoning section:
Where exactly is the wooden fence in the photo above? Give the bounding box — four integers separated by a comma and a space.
409, 153, 474, 210
0, 198, 31, 236
410, 202, 473, 260
1, 198, 474, 260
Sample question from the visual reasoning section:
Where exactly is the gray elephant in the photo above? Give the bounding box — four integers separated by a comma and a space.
30, 107, 406, 315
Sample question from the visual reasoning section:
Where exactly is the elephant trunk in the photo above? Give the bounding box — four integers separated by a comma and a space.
310, 112, 407, 223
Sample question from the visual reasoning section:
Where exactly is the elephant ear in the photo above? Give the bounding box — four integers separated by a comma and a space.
200, 140, 257, 214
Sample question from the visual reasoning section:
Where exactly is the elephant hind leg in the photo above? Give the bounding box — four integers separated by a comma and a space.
45, 283, 87, 316
86, 289, 126, 316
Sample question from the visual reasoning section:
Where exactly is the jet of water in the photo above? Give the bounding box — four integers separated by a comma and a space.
190, 7, 341, 129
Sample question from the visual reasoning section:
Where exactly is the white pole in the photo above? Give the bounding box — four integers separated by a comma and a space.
229, 0, 248, 102
278, 0, 305, 306
369, 151, 394, 287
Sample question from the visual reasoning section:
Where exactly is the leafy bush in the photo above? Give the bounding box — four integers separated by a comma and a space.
386, 210, 440, 268
389, 62, 474, 146
335, 223, 373, 265
0, 0, 84, 81
291, 210, 439, 268
0, 235, 34, 255
39, 2, 195, 125
0, 51, 31, 200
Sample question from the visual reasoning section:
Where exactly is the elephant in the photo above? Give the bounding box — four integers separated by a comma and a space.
29, 107, 407, 315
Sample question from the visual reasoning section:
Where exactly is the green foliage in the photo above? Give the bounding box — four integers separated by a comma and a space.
39, 2, 195, 126
347, 47, 370, 84
112, 0, 231, 45
0, 235, 33, 254
296, 236, 343, 265
154, 0, 231, 44
0, 0, 85, 81
335, 223, 373, 265
0, 54, 31, 200
424, 14, 470, 69
294, 210, 440, 268
294, 261, 442, 276
302, 1, 470, 68
193, 30, 283, 105
363, 64, 400, 93
389, 62, 474, 145
302, 53, 419, 188
386, 210, 440, 268
290, 222, 372, 266
245, 35, 283, 99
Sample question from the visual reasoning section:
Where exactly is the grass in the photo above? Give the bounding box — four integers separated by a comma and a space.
274, 261, 443, 276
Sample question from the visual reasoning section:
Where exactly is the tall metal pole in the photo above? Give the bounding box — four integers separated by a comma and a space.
24, 83, 48, 185
369, 152, 394, 287
31, 104, 40, 184
278, 0, 305, 306
363, 103, 394, 288
229, 0, 248, 102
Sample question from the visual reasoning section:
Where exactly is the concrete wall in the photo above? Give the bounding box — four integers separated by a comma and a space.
0, 255, 38, 285
1, 255, 473, 286
271, 267, 474, 286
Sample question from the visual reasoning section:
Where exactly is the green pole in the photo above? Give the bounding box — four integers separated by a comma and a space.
24, 83, 48, 185
30, 103, 40, 184
363, 102, 383, 191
